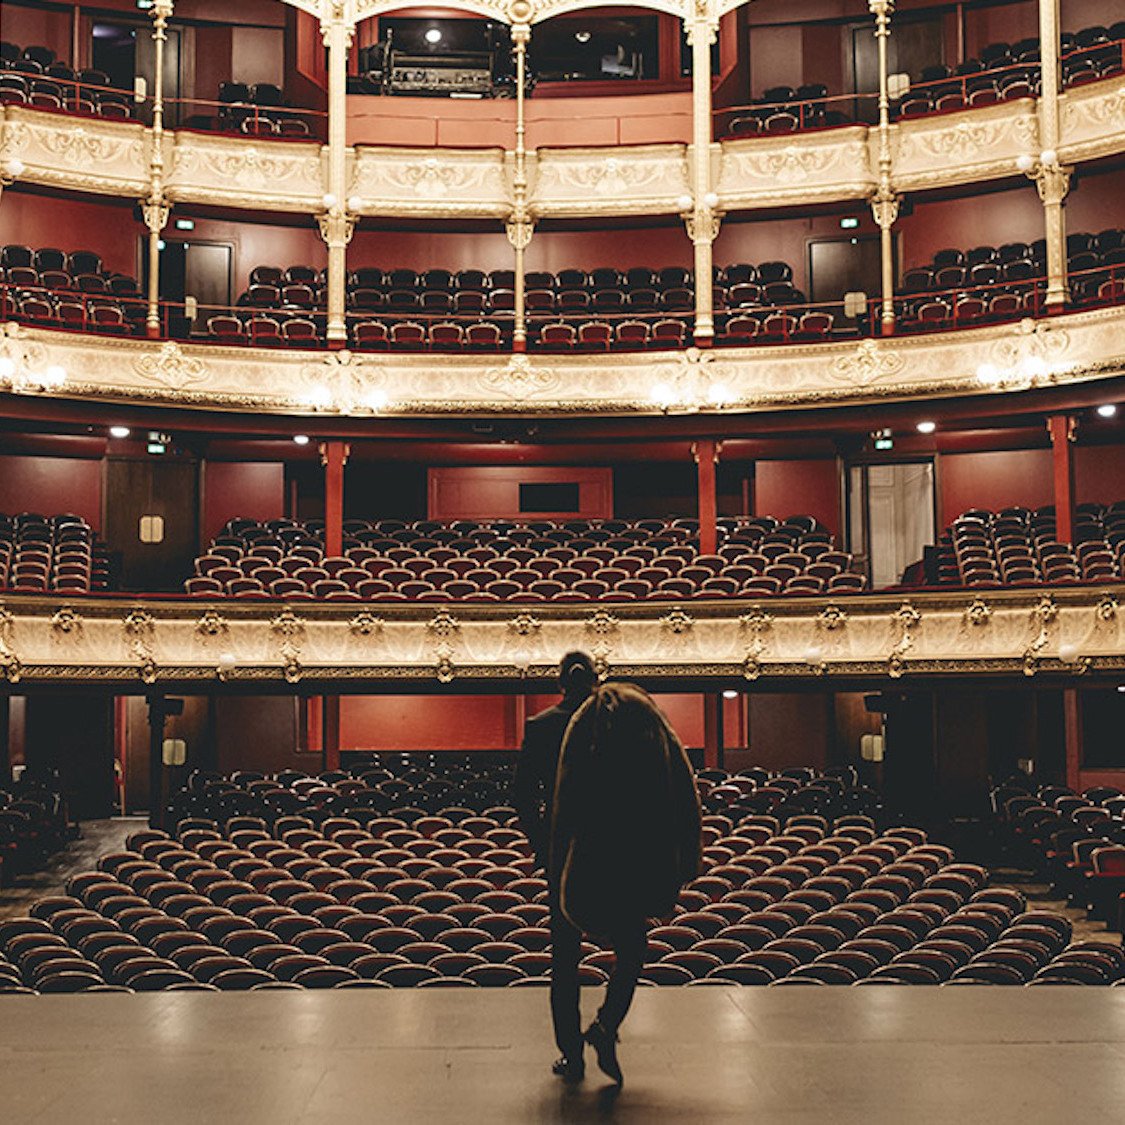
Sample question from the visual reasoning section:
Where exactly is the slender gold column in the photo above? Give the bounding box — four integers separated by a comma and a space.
868, 0, 898, 334
143, 0, 173, 338
506, 16, 533, 351
685, 11, 720, 344
1028, 0, 1070, 308
319, 9, 356, 344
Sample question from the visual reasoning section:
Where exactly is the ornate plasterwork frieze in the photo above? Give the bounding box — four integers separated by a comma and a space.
1058, 78, 1125, 166
2, 304, 1123, 418
350, 147, 510, 218
530, 145, 691, 217
1, 587, 1122, 686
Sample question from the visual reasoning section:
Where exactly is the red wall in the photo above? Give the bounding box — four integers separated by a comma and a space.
201, 461, 285, 545
0, 192, 140, 279
754, 459, 840, 534
1076, 443, 1125, 506
0, 455, 102, 530
938, 448, 1053, 526
428, 466, 613, 521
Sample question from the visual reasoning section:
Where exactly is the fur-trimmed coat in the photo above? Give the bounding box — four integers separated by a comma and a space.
549, 682, 702, 936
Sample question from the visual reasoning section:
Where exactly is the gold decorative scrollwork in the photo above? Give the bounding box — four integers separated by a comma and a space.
508, 613, 541, 637
963, 599, 992, 627
349, 611, 384, 636
660, 610, 694, 635
195, 611, 228, 637
50, 607, 83, 635
817, 605, 848, 631
124, 608, 157, 682
0, 607, 20, 682
427, 610, 460, 639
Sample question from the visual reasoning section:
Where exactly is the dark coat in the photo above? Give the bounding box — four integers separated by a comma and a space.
549, 682, 702, 937
513, 693, 588, 866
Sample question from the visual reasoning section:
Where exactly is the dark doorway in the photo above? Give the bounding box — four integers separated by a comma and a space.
91, 22, 137, 90
809, 235, 884, 303
852, 15, 942, 121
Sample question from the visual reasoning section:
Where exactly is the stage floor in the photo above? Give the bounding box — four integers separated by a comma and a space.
2, 988, 1124, 1123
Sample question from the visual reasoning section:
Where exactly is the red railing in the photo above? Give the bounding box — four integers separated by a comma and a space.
0, 68, 139, 122
717, 90, 877, 138
165, 95, 327, 142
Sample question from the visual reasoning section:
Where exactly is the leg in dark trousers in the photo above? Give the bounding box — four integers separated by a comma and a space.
550, 900, 583, 1060
596, 920, 647, 1035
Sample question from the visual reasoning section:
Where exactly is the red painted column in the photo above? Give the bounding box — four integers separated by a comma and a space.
1063, 687, 1082, 791
695, 439, 719, 555
323, 696, 341, 772
702, 693, 722, 769
320, 440, 349, 557
1048, 415, 1075, 544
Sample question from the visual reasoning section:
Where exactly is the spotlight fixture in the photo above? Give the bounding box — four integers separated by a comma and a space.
424, 27, 443, 44
574, 30, 591, 43
109, 425, 131, 439
916, 420, 936, 434
293, 434, 311, 446
1097, 404, 1117, 418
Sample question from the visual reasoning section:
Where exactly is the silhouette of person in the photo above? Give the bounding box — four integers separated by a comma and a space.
543, 679, 702, 1085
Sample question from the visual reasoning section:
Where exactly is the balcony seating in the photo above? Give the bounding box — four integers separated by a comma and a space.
185, 515, 863, 601
932, 503, 1125, 588
2, 759, 1101, 991
0, 513, 112, 594
0, 777, 74, 888
0, 43, 135, 119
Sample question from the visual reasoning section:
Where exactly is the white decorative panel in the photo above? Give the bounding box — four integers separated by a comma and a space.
350, 146, 510, 218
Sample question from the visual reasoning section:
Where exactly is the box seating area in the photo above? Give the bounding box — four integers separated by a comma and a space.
0, 243, 142, 335
992, 780, 1125, 935
0, 761, 1116, 993
0, 778, 74, 889
211, 81, 312, 138
898, 22, 1125, 118
0, 513, 112, 594
934, 503, 1125, 588
0, 41, 134, 119
184, 515, 866, 601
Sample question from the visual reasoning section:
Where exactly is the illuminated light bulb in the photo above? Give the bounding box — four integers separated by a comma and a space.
707, 382, 732, 407
676, 193, 694, 213
293, 434, 311, 445
722, 689, 738, 700
218, 652, 236, 669
651, 382, 676, 408
1097, 403, 1117, 418
109, 425, 131, 439
322, 192, 337, 210
1058, 642, 1078, 662
424, 27, 442, 44
307, 385, 332, 409
805, 646, 824, 666
574, 30, 591, 43
1016, 153, 1035, 172
1040, 148, 1057, 167
347, 195, 364, 212
916, 420, 936, 434
44, 364, 66, 386
1021, 355, 1047, 379
366, 388, 388, 412
3, 158, 24, 179
0, 356, 14, 379
703, 191, 719, 210
976, 363, 1000, 384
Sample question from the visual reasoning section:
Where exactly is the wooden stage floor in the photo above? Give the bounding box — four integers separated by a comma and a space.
1, 987, 1124, 1123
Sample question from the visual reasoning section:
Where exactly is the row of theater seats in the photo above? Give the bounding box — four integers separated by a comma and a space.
993, 780, 1125, 933
724, 23, 1125, 137
212, 81, 314, 137
1, 244, 143, 335
935, 503, 1125, 588
0, 42, 134, 119
0, 778, 74, 888
0, 513, 112, 594
185, 515, 867, 601
1, 764, 1115, 992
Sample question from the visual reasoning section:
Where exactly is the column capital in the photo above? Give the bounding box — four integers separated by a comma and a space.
1027, 160, 1071, 205
317, 208, 356, 248
867, 0, 895, 25
685, 6, 719, 47
150, 0, 174, 28
318, 440, 351, 467
141, 200, 170, 233
505, 217, 534, 250
1046, 414, 1078, 444
320, 8, 356, 50
683, 207, 721, 244
869, 186, 900, 230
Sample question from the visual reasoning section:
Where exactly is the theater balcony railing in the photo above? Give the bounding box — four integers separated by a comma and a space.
0, 586, 1121, 689
1, 301, 1123, 418
1, 74, 1123, 218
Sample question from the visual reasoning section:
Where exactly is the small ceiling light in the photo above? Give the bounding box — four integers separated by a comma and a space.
1097, 403, 1117, 418
424, 27, 443, 44
675, 193, 694, 213
1016, 153, 1036, 172
293, 434, 310, 446
109, 425, 131, 439
1117, 684, 1125, 693
574, 30, 591, 43
722, 689, 738, 700
916, 420, 936, 434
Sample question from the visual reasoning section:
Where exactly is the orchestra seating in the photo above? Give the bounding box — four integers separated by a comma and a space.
992, 779, 1125, 934
184, 515, 865, 600
0, 41, 135, 119
0, 513, 112, 594
1, 762, 1116, 993
0, 777, 74, 888
933, 503, 1125, 587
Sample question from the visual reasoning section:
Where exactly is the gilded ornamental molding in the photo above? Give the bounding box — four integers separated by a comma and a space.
0, 586, 1121, 687
1, 305, 1123, 418
4, 76, 1123, 219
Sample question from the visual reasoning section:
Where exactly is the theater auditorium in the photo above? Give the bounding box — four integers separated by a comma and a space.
1, 0, 1125, 1119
